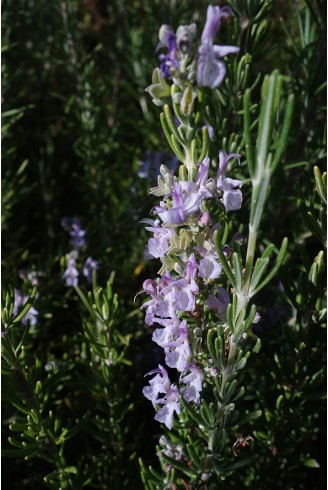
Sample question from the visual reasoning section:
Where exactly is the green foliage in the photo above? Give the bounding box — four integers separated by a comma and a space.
1, 274, 141, 488
2, 0, 326, 489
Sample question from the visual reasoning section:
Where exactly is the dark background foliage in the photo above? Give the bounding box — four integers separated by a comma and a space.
2, 0, 326, 488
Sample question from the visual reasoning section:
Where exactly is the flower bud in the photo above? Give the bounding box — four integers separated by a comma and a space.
176, 23, 196, 54
199, 211, 211, 227
222, 244, 232, 257
233, 233, 245, 245
159, 24, 174, 46
180, 85, 196, 115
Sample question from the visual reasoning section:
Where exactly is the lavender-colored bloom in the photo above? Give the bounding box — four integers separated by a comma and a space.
199, 254, 222, 281
70, 222, 86, 250
154, 385, 180, 430
205, 122, 215, 140
184, 252, 198, 280
83, 257, 99, 283
162, 157, 212, 223
140, 273, 177, 325
178, 181, 212, 218
156, 183, 185, 225
13, 289, 39, 326
197, 44, 238, 89
152, 316, 180, 348
197, 5, 239, 88
63, 252, 79, 287
61, 217, 86, 250
200, 5, 232, 44
156, 165, 212, 225
199, 210, 211, 227
147, 236, 169, 259
145, 219, 174, 259
164, 320, 191, 372
140, 255, 199, 327
161, 254, 199, 313
143, 364, 171, 407
180, 364, 204, 404
216, 151, 243, 211
158, 25, 179, 79
196, 156, 211, 185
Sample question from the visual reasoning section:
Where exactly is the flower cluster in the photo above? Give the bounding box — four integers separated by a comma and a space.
146, 4, 239, 104
141, 152, 242, 429
61, 217, 99, 287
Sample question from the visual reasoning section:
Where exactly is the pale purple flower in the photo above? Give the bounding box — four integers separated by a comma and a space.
70, 222, 86, 249
156, 173, 212, 225
156, 183, 185, 225
13, 289, 39, 326
141, 278, 158, 295
199, 254, 222, 281
154, 385, 180, 429
83, 257, 99, 283
158, 25, 179, 79
152, 316, 180, 348
205, 122, 215, 139
170, 282, 197, 312
196, 156, 211, 186
185, 253, 198, 281
199, 210, 211, 226
63, 252, 79, 287
61, 217, 86, 250
147, 236, 169, 259
178, 181, 210, 215
164, 320, 191, 372
197, 5, 239, 89
144, 219, 174, 259
180, 364, 204, 404
140, 274, 176, 325
197, 44, 239, 89
194, 238, 222, 281
200, 5, 232, 44
140, 256, 199, 327
143, 364, 171, 407
216, 151, 243, 211
161, 254, 199, 313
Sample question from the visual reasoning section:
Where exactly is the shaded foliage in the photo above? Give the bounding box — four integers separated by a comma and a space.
1, 0, 326, 489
